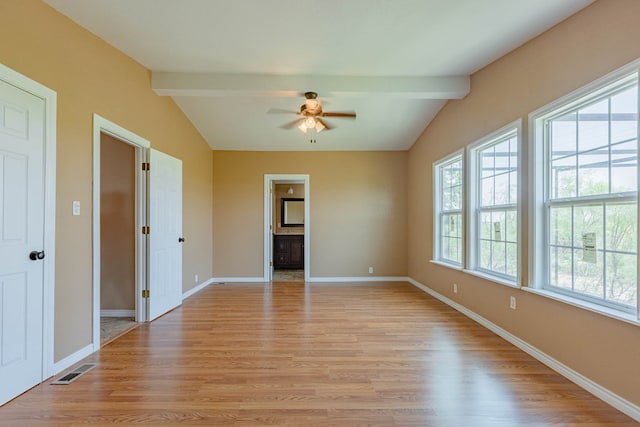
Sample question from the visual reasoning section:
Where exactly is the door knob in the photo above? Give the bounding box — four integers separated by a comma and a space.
178, 237, 185, 243
29, 251, 45, 261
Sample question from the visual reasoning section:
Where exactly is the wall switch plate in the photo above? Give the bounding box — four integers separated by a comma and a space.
510, 296, 517, 310
72, 201, 81, 216
453, 283, 458, 293
368, 267, 373, 274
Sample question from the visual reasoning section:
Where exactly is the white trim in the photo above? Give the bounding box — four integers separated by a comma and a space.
92, 114, 150, 352
263, 174, 310, 282
462, 268, 520, 289
407, 278, 640, 422
429, 259, 464, 271
51, 344, 94, 378
212, 277, 266, 283
0, 63, 57, 381
182, 278, 216, 299
307, 276, 410, 283
100, 310, 135, 317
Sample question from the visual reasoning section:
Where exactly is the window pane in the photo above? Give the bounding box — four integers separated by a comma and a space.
505, 210, 517, 243
549, 246, 573, 290
442, 213, 462, 264
578, 99, 609, 152
506, 242, 518, 278
577, 149, 610, 196
480, 240, 491, 270
606, 253, 637, 308
573, 247, 604, 299
611, 140, 637, 193
481, 176, 494, 206
508, 170, 517, 205
605, 203, 637, 252
551, 155, 577, 199
481, 148, 495, 178
551, 112, 577, 159
573, 205, 604, 248
480, 212, 492, 239
491, 239, 506, 273
494, 172, 509, 205
611, 86, 638, 144
550, 206, 572, 247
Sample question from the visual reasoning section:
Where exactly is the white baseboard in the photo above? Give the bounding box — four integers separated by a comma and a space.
100, 309, 135, 317
307, 276, 410, 283
51, 344, 94, 378
407, 278, 640, 422
183, 278, 216, 300
211, 277, 265, 283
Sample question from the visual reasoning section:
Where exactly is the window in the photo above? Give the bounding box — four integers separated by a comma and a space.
532, 70, 638, 316
434, 152, 464, 267
468, 124, 520, 283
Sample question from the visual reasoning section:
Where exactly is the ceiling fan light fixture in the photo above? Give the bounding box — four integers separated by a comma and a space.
315, 120, 326, 132
305, 117, 316, 129
297, 122, 308, 133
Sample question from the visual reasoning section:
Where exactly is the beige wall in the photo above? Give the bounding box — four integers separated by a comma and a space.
408, 0, 640, 406
100, 133, 135, 311
213, 151, 407, 278
0, 0, 213, 361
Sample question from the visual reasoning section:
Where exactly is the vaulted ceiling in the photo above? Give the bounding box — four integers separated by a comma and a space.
44, 0, 594, 151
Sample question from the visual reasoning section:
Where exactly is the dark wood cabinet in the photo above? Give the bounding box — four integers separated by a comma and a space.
273, 234, 304, 269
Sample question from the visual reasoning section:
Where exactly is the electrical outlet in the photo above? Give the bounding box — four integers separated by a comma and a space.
510, 296, 517, 310
453, 283, 458, 293
194, 274, 199, 283
368, 266, 374, 274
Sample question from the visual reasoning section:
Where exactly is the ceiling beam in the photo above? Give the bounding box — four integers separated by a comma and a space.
151, 72, 470, 99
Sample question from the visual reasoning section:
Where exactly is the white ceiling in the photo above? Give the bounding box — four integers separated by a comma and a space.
44, 0, 594, 151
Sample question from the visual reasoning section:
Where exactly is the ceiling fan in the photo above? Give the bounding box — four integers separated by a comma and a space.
269, 92, 356, 137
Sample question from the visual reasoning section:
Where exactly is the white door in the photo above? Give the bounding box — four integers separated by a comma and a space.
148, 149, 182, 321
0, 79, 45, 405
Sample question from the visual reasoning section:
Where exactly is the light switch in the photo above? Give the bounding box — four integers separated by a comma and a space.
72, 201, 81, 216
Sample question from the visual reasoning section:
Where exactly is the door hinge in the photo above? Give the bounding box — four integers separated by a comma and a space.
142, 226, 150, 235
269, 261, 273, 266
142, 162, 150, 171
142, 289, 150, 298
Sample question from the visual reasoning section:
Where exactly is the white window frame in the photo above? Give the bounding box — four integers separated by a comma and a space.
466, 120, 522, 287
529, 61, 640, 323
433, 150, 465, 269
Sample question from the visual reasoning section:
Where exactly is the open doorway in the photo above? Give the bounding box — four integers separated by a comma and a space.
92, 115, 149, 351
272, 182, 305, 282
99, 132, 138, 344
263, 174, 310, 282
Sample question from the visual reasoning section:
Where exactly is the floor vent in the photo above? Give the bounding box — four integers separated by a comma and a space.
51, 363, 97, 385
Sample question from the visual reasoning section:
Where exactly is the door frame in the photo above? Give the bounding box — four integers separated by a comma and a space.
0, 63, 57, 380
92, 114, 149, 351
263, 174, 310, 281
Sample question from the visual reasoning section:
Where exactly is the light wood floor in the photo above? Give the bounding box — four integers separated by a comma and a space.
1, 282, 635, 426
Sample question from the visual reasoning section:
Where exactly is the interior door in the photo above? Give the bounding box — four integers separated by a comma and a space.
148, 149, 183, 321
0, 79, 45, 405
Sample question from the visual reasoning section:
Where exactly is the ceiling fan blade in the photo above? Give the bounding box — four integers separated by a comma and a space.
267, 108, 299, 115
320, 111, 356, 119
279, 118, 303, 130
316, 118, 332, 131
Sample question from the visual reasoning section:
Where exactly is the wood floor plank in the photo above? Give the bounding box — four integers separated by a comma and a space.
0, 281, 636, 426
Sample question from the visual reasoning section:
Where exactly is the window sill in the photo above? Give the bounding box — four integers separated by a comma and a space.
463, 269, 520, 289
430, 259, 463, 271
522, 287, 640, 327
